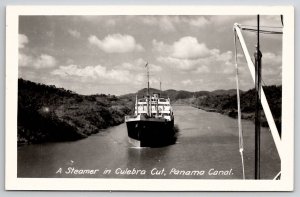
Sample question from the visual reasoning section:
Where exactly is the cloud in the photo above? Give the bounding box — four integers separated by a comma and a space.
195, 65, 209, 73
51, 64, 146, 84
154, 37, 233, 73
68, 29, 81, 38
261, 52, 282, 77
157, 56, 199, 70
33, 54, 57, 68
262, 52, 282, 65
182, 79, 193, 86
150, 64, 162, 72
152, 39, 172, 54
118, 58, 162, 72
119, 58, 146, 70
88, 34, 144, 53
188, 16, 209, 27
19, 53, 32, 67
141, 16, 177, 32
19, 34, 28, 48
234, 52, 282, 78
158, 17, 177, 32
19, 53, 57, 69
172, 37, 211, 59
52, 64, 128, 82
153, 37, 211, 59
141, 16, 209, 32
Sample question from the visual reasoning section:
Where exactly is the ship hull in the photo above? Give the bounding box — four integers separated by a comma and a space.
125, 117, 175, 147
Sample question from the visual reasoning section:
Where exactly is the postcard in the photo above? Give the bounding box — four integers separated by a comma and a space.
5, 5, 294, 191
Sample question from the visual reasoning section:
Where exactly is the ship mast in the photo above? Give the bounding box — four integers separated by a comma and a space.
146, 62, 149, 96
145, 62, 150, 116
160, 79, 162, 93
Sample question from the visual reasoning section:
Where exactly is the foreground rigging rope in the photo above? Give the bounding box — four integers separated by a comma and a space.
240, 25, 283, 34
234, 22, 282, 180
234, 31, 245, 180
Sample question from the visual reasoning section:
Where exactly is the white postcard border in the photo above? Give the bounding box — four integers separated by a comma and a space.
5, 5, 294, 191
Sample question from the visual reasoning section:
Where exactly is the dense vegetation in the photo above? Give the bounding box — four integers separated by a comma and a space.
121, 85, 282, 134
18, 78, 282, 145
192, 85, 282, 135
18, 79, 132, 145
120, 87, 238, 102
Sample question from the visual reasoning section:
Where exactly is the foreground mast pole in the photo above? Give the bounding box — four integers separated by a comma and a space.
254, 15, 262, 180
233, 23, 282, 160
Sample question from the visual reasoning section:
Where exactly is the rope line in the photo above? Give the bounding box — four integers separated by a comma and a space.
234, 23, 282, 180
240, 24, 283, 29
234, 31, 246, 180
240, 27, 283, 34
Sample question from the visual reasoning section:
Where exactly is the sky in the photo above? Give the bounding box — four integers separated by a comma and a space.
19, 15, 283, 95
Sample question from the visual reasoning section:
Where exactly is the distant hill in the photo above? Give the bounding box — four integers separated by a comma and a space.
120, 88, 239, 102
18, 78, 132, 145
121, 85, 281, 134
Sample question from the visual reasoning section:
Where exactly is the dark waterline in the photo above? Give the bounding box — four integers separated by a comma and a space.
17, 105, 280, 179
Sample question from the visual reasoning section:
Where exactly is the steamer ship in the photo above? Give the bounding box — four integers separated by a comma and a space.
125, 63, 175, 147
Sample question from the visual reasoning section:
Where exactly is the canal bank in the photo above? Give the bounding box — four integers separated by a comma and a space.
18, 105, 280, 179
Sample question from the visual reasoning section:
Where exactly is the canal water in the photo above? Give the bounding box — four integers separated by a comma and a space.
17, 105, 280, 179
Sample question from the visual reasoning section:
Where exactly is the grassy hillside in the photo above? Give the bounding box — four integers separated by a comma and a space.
18, 79, 132, 145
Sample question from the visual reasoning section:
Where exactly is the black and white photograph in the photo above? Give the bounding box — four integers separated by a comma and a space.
5, 6, 294, 191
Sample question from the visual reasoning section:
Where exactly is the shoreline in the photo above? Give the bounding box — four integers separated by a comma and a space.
191, 104, 280, 132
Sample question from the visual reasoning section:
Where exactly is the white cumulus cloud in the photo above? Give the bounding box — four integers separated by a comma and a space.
51, 64, 141, 83
33, 54, 57, 68
154, 37, 233, 73
153, 37, 211, 59
19, 34, 28, 48
157, 56, 199, 70
19, 53, 57, 69
88, 34, 144, 53
172, 37, 211, 59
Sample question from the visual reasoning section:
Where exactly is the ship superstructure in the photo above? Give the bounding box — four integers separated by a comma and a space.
125, 63, 175, 147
